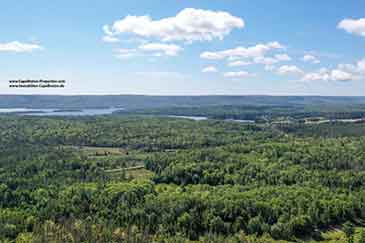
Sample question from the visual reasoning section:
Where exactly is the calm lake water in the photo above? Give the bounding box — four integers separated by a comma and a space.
0, 108, 124, 116
167, 115, 208, 121
167, 115, 255, 123
0, 108, 256, 123
224, 119, 255, 123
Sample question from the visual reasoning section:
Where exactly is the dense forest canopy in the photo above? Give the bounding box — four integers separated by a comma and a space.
1, 113, 365, 242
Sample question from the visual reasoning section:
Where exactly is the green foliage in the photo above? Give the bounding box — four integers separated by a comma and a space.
1, 116, 365, 242
354, 228, 365, 243
344, 221, 355, 243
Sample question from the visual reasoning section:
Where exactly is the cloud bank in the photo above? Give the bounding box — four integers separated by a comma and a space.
104, 8, 244, 43
200, 42, 284, 60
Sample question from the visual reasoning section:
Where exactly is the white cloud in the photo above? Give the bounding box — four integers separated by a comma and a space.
0, 41, 42, 53
302, 68, 358, 82
223, 71, 254, 78
302, 54, 320, 64
337, 63, 358, 73
331, 69, 356, 81
103, 25, 114, 36
227, 60, 252, 67
275, 54, 291, 61
303, 59, 365, 82
357, 59, 365, 73
202, 66, 218, 73
253, 53, 290, 65
338, 18, 365, 36
104, 8, 244, 43
277, 65, 303, 75
338, 59, 365, 74
200, 52, 225, 60
139, 43, 183, 56
200, 41, 284, 60
102, 36, 120, 43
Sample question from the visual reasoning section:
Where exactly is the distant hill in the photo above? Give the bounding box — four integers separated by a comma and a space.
1, 95, 365, 109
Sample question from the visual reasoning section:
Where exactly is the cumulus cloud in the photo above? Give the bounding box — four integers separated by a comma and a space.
356, 59, 365, 73
337, 63, 358, 73
338, 59, 365, 74
301, 59, 365, 82
202, 66, 218, 73
139, 43, 183, 56
277, 65, 304, 75
302, 54, 320, 64
203, 43, 290, 75
338, 18, 365, 36
223, 71, 255, 78
330, 69, 357, 81
227, 60, 252, 67
200, 42, 284, 60
104, 8, 244, 43
302, 68, 358, 82
103, 25, 114, 36
0, 41, 42, 53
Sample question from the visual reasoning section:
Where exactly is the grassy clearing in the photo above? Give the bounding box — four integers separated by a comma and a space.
78, 146, 127, 156
106, 167, 154, 181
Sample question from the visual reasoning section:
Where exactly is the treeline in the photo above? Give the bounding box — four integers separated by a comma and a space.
277, 122, 365, 137
3, 181, 365, 242
117, 104, 365, 122
1, 116, 365, 242
0, 116, 265, 151
147, 139, 365, 189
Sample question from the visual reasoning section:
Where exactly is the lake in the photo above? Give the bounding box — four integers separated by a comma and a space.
167, 115, 208, 121
167, 115, 256, 123
0, 109, 257, 123
224, 119, 255, 123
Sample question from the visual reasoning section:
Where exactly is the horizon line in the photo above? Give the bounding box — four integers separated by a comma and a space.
1, 93, 365, 98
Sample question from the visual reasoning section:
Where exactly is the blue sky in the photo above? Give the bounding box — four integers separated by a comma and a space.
1, 0, 365, 95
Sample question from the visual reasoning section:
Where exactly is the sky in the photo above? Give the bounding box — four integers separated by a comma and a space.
1, 0, 365, 96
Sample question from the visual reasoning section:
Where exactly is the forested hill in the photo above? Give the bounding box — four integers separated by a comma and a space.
1, 95, 365, 109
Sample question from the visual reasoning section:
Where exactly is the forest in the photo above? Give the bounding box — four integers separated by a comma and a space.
118, 104, 365, 122
1, 114, 365, 242
2, 95, 365, 109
